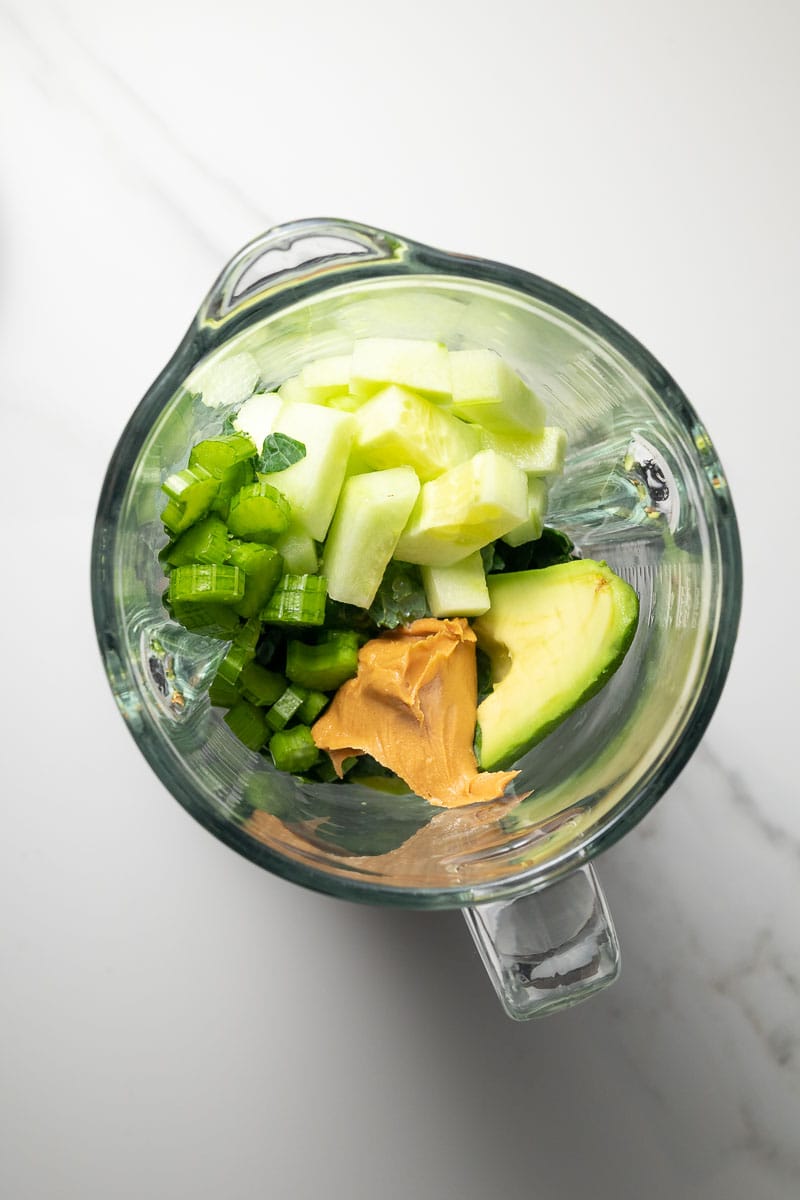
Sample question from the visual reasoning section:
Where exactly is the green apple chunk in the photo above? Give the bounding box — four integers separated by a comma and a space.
350, 338, 451, 401
322, 466, 421, 608
448, 349, 546, 434
474, 560, 640, 769
353, 384, 481, 481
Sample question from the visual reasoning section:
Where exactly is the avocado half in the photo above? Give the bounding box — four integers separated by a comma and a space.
473, 560, 640, 770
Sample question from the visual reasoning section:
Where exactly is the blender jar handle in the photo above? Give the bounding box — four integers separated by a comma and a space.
197, 218, 407, 327
462, 864, 620, 1019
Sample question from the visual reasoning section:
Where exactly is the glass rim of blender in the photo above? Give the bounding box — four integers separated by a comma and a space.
91, 223, 743, 909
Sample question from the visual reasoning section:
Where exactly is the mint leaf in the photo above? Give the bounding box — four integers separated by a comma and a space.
258, 433, 306, 474
368, 561, 431, 629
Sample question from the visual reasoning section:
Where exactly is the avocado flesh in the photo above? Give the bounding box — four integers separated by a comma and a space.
474, 560, 639, 770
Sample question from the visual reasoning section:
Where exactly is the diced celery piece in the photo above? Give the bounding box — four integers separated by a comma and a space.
170, 563, 244, 604
448, 349, 546, 433
228, 541, 283, 618
322, 466, 421, 608
421, 552, 490, 617
285, 632, 359, 691
350, 338, 451, 401
233, 392, 283, 449
274, 527, 318, 575
161, 466, 219, 534
259, 403, 355, 541
164, 516, 232, 567
208, 672, 239, 707
266, 685, 308, 731
501, 477, 549, 547
480, 426, 567, 475
277, 375, 320, 406
353, 385, 480, 481
300, 354, 352, 402
394, 450, 528, 566
216, 633, 258, 687
227, 481, 291, 542
262, 574, 327, 626
268, 725, 319, 773
297, 689, 329, 724
224, 700, 268, 751
169, 601, 241, 639
239, 662, 287, 707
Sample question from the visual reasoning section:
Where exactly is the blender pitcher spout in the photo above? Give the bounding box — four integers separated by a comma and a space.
463, 865, 620, 1018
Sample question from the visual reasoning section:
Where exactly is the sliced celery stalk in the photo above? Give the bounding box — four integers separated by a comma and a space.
261, 574, 327, 627
164, 516, 232, 567
268, 725, 319, 773
239, 663, 287, 707
285, 632, 359, 691
224, 700, 268, 751
265, 686, 308, 731
227, 481, 291, 542
170, 564, 244, 604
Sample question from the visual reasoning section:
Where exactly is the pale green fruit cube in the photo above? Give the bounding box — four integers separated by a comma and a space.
480, 426, 567, 475
350, 338, 451, 400
278, 375, 321, 406
448, 349, 545, 434
421, 552, 490, 617
233, 392, 282, 449
322, 467, 421, 608
502, 477, 549, 547
274, 526, 319, 575
259, 403, 355, 541
394, 450, 528, 566
353, 385, 480, 481
300, 353, 352, 402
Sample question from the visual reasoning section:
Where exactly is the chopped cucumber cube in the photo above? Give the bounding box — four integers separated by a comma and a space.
480, 426, 567, 475
300, 354, 352, 402
322, 466, 421, 608
273, 527, 318, 575
259, 403, 355, 541
350, 338, 451, 401
233, 392, 283, 449
448, 349, 546, 434
394, 450, 528, 566
277, 375, 320, 406
353, 385, 480, 481
502, 477, 549, 547
421, 552, 491, 617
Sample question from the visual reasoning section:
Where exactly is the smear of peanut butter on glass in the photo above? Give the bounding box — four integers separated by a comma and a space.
312, 617, 518, 807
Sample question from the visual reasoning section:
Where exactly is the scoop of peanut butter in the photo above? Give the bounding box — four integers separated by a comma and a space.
311, 617, 519, 807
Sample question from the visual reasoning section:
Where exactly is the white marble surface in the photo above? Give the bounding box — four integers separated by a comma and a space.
2, 2, 798, 1197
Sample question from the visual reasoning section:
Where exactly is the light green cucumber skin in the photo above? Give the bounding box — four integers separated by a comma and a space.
474, 561, 640, 771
